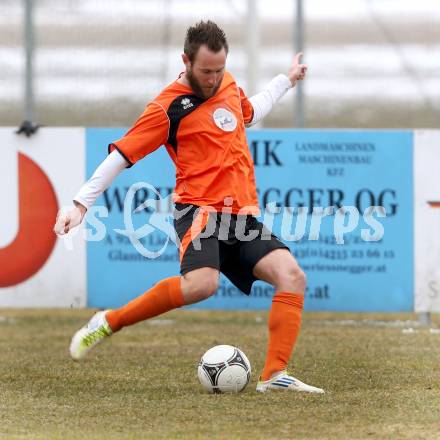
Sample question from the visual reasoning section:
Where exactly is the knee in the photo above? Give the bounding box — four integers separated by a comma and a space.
278, 265, 307, 292
182, 276, 218, 303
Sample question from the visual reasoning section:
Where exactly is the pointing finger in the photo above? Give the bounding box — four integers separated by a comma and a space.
294, 52, 303, 64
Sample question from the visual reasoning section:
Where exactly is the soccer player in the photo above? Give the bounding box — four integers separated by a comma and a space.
54, 21, 324, 394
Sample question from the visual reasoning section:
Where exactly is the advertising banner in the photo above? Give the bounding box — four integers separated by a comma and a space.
250, 129, 413, 311
86, 128, 413, 311
86, 128, 178, 308
414, 130, 440, 312
0, 128, 87, 307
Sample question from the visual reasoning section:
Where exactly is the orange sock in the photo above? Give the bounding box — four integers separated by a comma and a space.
106, 276, 184, 332
260, 291, 304, 381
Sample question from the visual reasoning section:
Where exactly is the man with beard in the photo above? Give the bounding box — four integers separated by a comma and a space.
54, 20, 324, 394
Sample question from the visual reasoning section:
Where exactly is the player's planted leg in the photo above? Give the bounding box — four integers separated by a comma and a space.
256, 371, 324, 394
253, 249, 325, 393
256, 291, 324, 393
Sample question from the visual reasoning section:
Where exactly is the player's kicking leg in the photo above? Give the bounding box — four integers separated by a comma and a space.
70, 310, 113, 360
252, 248, 325, 394
69, 268, 218, 360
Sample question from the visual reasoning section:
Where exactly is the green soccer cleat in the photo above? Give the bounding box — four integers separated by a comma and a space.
69, 310, 113, 360
256, 371, 325, 394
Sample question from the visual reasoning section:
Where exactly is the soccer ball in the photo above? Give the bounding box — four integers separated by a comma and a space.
197, 345, 251, 393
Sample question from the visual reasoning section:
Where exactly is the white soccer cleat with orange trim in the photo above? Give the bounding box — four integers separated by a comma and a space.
256, 371, 325, 394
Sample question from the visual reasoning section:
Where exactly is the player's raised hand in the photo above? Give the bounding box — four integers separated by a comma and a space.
53, 203, 86, 235
287, 52, 308, 86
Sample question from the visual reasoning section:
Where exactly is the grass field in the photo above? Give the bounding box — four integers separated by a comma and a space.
1, 309, 440, 440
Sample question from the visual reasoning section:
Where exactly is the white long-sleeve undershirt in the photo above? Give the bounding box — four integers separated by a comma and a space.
73, 150, 128, 209
248, 74, 293, 126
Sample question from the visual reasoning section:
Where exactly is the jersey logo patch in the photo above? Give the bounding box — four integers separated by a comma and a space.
213, 108, 237, 132
181, 97, 194, 110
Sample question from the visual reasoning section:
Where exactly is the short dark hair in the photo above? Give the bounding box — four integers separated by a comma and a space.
184, 20, 229, 63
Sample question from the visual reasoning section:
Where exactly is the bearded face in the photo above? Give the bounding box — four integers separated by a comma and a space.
185, 45, 226, 100
186, 66, 222, 99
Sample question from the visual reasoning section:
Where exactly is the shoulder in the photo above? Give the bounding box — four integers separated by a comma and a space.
223, 71, 238, 87
151, 81, 196, 112
216, 71, 241, 99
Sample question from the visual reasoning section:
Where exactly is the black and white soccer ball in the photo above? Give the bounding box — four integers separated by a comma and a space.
197, 345, 251, 393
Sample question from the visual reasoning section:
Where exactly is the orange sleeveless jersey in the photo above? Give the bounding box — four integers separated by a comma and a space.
109, 71, 259, 215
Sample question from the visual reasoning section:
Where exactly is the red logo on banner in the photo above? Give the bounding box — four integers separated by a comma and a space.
0, 153, 58, 287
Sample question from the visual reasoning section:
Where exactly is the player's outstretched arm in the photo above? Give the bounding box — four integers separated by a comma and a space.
247, 52, 308, 126
53, 150, 128, 235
